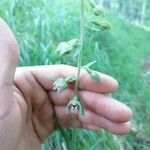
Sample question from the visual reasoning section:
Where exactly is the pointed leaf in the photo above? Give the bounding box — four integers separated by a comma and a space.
82, 60, 97, 68
85, 67, 92, 74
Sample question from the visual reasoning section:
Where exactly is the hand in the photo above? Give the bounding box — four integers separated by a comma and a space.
0, 18, 132, 150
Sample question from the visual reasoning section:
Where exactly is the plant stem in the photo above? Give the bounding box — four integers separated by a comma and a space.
74, 0, 84, 96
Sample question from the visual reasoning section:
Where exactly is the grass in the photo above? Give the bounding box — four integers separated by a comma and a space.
0, 0, 150, 149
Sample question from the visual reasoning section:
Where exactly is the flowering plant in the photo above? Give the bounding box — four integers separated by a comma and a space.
53, 0, 110, 116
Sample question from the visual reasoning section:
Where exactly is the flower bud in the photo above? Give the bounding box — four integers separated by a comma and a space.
85, 67, 100, 82
67, 39, 81, 47
91, 20, 101, 26
56, 42, 72, 56
91, 20, 111, 31
93, 5, 104, 16
99, 21, 111, 31
90, 71, 100, 81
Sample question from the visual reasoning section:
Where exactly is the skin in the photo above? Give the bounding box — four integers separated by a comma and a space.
0, 18, 132, 150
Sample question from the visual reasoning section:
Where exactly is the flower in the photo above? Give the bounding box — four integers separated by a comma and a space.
66, 96, 84, 115
56, 39, 80, 56
56, 42, 72, 56
53, 78, 67, 92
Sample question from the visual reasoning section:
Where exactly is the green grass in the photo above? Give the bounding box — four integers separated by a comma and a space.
0, 0, 150, 149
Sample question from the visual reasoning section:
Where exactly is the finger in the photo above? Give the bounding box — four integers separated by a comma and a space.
80, 91, 132, 123
79, 110, 131, 135
49, 89, 132, 123
30, 65, 118, 93
54, 106, 131, 135
49, 88, 74, 105
0, 18, 19, 86
0, 18, 19, 118
81, 124, 101, 131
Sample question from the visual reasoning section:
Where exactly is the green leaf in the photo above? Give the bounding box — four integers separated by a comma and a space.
89, 20, 111, 31
56, 42, 73, 56
82, 60, 97, 68
85, 66, 92, 74
65, 76, 76, 82
88, 0, 95, 8
93, 5, 104, 16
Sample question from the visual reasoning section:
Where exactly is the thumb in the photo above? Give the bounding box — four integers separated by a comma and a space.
0, 18, 19, 86
0, 18, 21, 150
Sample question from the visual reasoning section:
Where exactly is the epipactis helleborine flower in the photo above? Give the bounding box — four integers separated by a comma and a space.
66, 96, 84, 115
52, 78, 67, 92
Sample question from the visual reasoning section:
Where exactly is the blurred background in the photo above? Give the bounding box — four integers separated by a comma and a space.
0, 0, 150, 149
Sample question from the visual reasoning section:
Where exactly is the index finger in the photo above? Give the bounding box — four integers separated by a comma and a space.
30, 64, 118, 93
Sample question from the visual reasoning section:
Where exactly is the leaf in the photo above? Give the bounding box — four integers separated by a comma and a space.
65, 76, 76, 82
88, 0, 95, 8
82, 60, 97, 68
85, 66, 92, 74
56, 42, 73, 56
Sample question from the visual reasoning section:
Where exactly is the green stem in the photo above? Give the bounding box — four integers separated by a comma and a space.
74, 0, 84, 96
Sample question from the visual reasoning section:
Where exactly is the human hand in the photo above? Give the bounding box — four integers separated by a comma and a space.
0, 18, 132, 150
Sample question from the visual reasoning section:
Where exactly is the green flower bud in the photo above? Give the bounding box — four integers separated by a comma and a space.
85, 67, 100, 82
91, 20, 101, 26
56, 42, 72, 56
91, 20, 111, 31
99, 21, 111, 31
88, 0, 95, 8
67, 39, 81, 47
56, 39, 80, 56
90, 71, 100, 81
93, 5, 104, 16
53, 76, 76, 92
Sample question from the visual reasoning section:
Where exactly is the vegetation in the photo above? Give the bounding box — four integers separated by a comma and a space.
99, 0, 150, 27
0, 0, 150, 149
